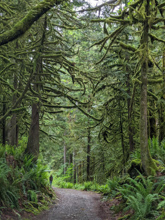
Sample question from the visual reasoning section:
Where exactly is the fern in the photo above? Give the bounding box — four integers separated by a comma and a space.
119, 175, 160, 219
157, 200, 165, 210
27, 190, 38, 203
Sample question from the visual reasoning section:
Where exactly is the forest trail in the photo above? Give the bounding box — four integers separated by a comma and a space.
32, 187, 115, 220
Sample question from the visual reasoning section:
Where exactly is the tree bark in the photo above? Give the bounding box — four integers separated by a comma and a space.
126, 74, 135, 152
64, 143, 67, 175
25, 17, 46, 160
2, 95, 6, 145
26, 103, 39, 159
73, 151, 76, 184
25, 54, 42, 159
159, 47, 165, 142
119, 107, 125, 165
69, 153, 73, 164
7, 74, 18, 147
87, 127, 91, 181
140, 1, 157, 175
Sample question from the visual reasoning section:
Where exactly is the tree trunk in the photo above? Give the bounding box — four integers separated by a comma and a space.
25, 54, 42, 159
7, 74, 18, 147
87, 127, 91, 181
119, 101, 125, 165
140, 1, 157, 175
64, 143, 67, 175
148, 107, 156, 139
25, 17, 46, 160
2, 95, 6, 145
69, 153, 73, 164
73, 151, 76, 184
159, 47, 165, 142
126, 74, 135, 152
26, 102, 39, 159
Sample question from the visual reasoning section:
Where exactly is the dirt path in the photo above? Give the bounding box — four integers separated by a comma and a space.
33, 187, 115, 220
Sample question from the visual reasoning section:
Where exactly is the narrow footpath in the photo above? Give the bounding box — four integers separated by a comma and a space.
33, 187, 115, 220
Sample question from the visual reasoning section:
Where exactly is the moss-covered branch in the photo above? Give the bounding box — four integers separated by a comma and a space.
0, 0, 67, 46
148, 78, 163, 83
119, 41, 136, 52
149, 33, 165, 44
0, 71, 35, 122
77, 0, 119, 13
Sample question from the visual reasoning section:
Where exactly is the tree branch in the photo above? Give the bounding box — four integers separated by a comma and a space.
0, 0, 67, 46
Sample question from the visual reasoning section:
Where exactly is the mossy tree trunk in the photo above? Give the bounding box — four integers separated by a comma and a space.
126, 73, 135, 152
148, 100, 157, 139
64, 141, 67, 175
25, 55, 41, 159
25, 16, 46, 159
87, 126, 91, 181
7, 74, 18, 147
73, 151, 77, 184
140, 0, 157, 176
159, 47, 165, 142
26, 102, 40, 159
2, 95, 6, 145
87, 107, 91, 181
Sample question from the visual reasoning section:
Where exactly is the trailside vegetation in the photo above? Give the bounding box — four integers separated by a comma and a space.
0, 0, 165, 219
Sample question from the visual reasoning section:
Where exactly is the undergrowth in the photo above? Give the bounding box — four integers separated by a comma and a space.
0, 142, 55, 219
54, 138, 165, 219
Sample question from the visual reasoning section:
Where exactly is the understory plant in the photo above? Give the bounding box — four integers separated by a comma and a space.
0, 144, 54, 217
118, 174, 165, 219
0, 158, 20, 208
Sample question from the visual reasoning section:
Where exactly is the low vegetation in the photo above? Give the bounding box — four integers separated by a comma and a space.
53, 138, 165, 219
0, 143, 55, 219
1, 0, 165, 219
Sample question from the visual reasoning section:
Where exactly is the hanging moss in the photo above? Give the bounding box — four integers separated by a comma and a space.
0, 0, 68, 46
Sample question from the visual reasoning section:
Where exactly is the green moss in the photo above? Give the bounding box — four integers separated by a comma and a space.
128, 159, 144, 178
131, 159, 141, 165
119, 41, 136, 52
145, 154, 158, 176
0, 0, 68, 46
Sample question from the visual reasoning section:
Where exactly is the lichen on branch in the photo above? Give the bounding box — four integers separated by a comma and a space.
0, 0, 67, 46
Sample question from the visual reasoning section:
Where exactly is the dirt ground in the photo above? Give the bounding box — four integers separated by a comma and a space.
32, 187, 116, 220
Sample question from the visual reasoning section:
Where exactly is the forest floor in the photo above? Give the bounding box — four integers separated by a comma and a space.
32, 187, 116, 220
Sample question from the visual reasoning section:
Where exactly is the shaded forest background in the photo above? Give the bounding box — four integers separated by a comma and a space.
1, 0, 165, 218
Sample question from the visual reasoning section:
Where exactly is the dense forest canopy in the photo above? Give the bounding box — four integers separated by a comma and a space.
0, 0, 165, 182
1, 0, 165, 219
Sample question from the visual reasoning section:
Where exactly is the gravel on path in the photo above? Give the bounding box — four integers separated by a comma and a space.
32, 187, 115, 220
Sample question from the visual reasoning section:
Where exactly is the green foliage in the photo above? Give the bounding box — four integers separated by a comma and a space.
96, 184, 110, 194
118, 174, 165, 219
59, 181, 74, 189
149, 138, 165, 164
27, 190, 38, 203
106, 176, 120, 197
0, 144, 53, 212
84, 181, 94, 191
0, 158, 20, 208
124, 193, 158, 220
74, 183, 85, 190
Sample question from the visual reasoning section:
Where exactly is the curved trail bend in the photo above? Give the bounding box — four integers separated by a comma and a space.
33, 187, 115, 220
